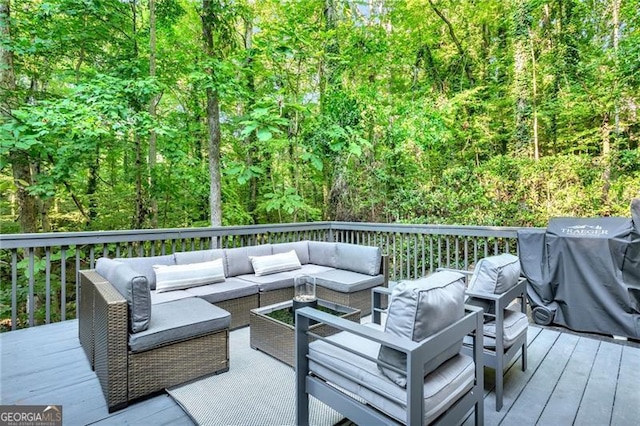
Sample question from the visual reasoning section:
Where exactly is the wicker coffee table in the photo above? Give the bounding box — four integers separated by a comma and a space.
249, 299, 361, 367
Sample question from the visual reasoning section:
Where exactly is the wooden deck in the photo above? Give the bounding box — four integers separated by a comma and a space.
1, 320, 639, 425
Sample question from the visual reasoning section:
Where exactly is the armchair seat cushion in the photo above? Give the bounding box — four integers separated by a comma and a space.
482, 308, 529, 349
313, 269, 384, 293
129, 298, 230, 353
309, 329, 475, 425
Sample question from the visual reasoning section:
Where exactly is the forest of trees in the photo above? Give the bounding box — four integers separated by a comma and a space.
1, 0, 639, 234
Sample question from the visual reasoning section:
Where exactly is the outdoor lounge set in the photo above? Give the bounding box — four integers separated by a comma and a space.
78, 240, 388, 412
79, 235, 527, 424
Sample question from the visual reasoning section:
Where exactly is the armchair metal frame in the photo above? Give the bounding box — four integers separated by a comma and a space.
295, 305, 484, 426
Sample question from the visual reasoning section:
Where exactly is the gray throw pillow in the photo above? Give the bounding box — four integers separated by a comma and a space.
96, 257, 151, 333
378, 271, 465, 387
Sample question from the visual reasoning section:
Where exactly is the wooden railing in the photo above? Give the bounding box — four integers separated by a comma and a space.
0, 222, 531, 330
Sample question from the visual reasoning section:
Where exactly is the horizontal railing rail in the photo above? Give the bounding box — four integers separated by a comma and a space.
0, 222, 535, 331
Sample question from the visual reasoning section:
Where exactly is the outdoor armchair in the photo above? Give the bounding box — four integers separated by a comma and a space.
437, 253, 529, 411
296, 271, 485, 425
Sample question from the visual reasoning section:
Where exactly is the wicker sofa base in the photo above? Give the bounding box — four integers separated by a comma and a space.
259, 287, 294, 307
215, 295, 259, 329
316, 286, 374, 316
128, 329, 229, 401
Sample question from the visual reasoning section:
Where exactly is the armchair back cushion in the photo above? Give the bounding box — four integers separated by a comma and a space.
468, 253, 521, 295
378, 271, 465, 387
96, 257, 152, 333
335, 243, 382, 276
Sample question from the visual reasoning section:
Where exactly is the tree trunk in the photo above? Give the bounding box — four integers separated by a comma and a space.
148, 0, 158, 228
202, 0, 222, 226
243, 15, 258, 224
513, 0, 532, 154
2, 0, 38, 233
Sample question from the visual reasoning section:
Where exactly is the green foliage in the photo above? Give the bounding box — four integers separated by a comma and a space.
1, 0, 639, 236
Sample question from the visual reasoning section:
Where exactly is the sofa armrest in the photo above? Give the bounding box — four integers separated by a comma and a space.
89, 271, 130, 412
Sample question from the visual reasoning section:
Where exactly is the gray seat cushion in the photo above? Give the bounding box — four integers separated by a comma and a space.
150, 289, 193, 305
335, 243, 382, 276
482, 308, 529, 349
185, 277, 259, 303
314, 269, 384, 293
309, 329, 475, 424
297, 264, 335, 275
272, 241, 310, 265
237, 271, 295, 292
116, 254, 176, 291
129, 298, 230, 353
378, 271, 466, 387
96, 258, 151, 333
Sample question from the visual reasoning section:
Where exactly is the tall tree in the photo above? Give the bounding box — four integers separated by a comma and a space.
1, 0, 38, 233
202, 0, 223, 226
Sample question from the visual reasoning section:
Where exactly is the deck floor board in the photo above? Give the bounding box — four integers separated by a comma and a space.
2, 319, 639, 426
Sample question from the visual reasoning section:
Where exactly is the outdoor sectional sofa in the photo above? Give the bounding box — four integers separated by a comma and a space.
78, 240, 388, 411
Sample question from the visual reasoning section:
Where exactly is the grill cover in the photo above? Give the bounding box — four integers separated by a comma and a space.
518, 200, 640, 338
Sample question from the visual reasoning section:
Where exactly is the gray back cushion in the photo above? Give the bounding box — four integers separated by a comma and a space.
116, 254, 175, 291
174, 249, 227, 276
96, 257, 151, 333
272, 241, 310, 265
378, 271, 465, 387
468, 253, 521, 294
335, 243, 381, 276
224, 245, 272, 277
308, 241, 337, 268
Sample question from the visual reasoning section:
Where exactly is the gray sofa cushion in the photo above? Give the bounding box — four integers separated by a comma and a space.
224, 245, 272, 277
150, 289, 193, 305
378, 271, 465, 387
335, 243, 382, 276
314, 269, 384, 293
308, 241, 338, 268
116, 254, 175, 291
174, 249, 227, 275
185, 277, 259, 304
309, 329, 475, 424
237, 271, 296, 292
272, 241, 310, 265
96, 258, 152, 333
129, 297, 230, 353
